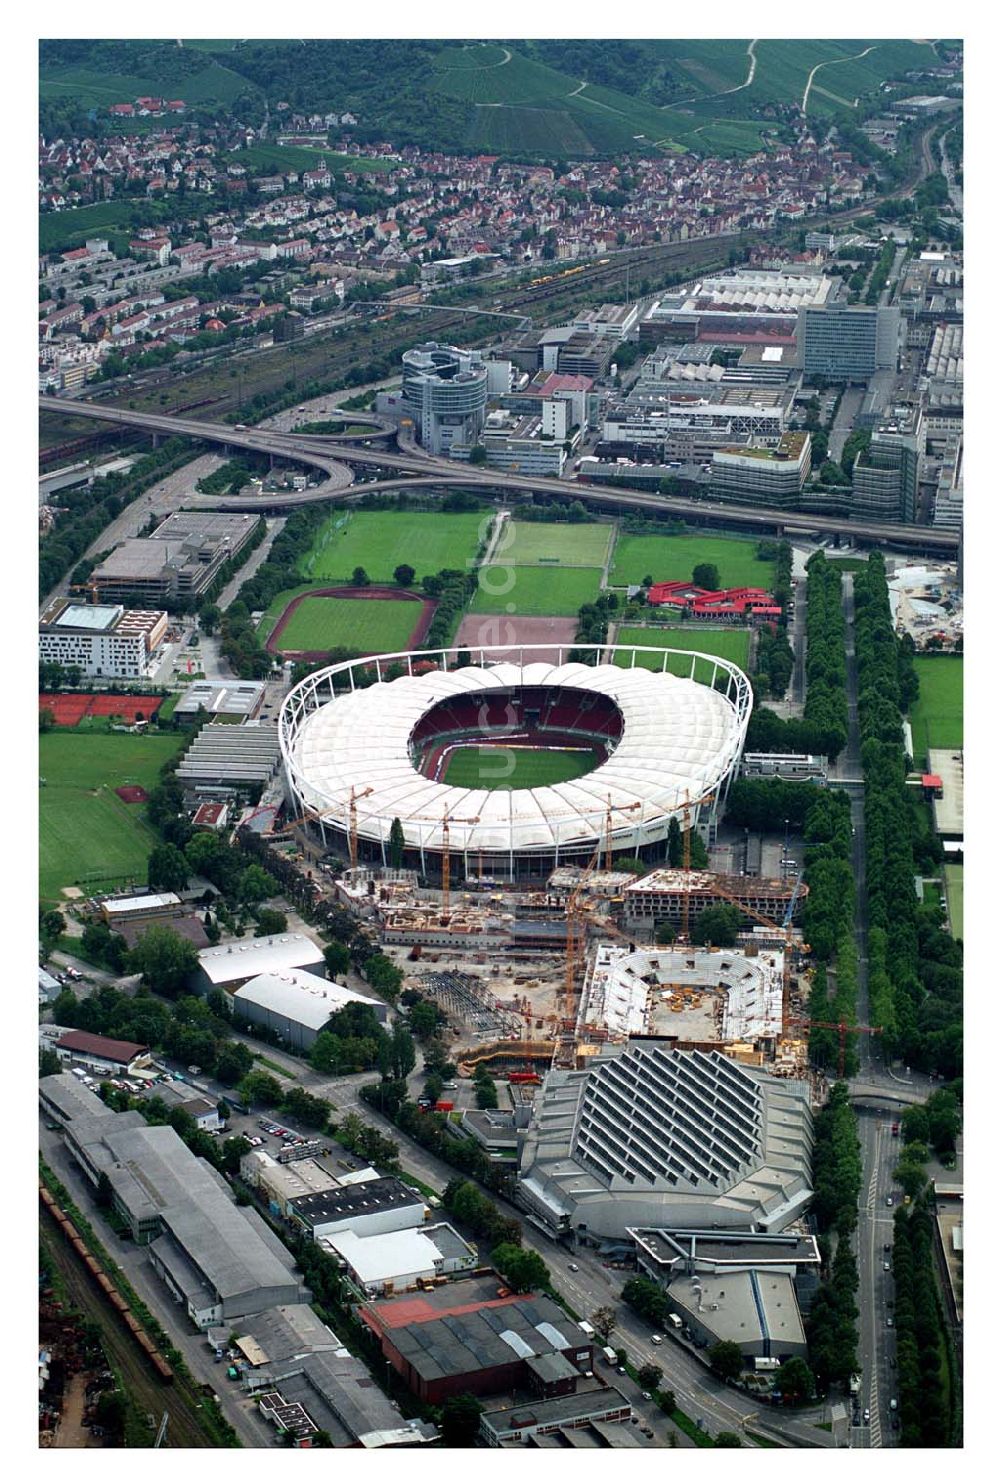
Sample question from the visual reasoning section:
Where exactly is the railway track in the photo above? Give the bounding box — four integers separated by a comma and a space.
39, 1214, 215, 1449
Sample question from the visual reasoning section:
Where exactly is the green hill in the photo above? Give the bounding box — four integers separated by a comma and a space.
40, 38, 952, 159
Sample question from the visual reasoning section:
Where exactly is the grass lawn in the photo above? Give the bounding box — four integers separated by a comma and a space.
39, 731, 184, 901
298, 510, 485, 583
442, 745, 599, 790
909, 656, 963, 765
614, 624, 752, 675
273, 592, 422, 655
500, 520, 613, 568
470, 565, 601, 617
944, 865, 963, 940
610, 533, 772, 591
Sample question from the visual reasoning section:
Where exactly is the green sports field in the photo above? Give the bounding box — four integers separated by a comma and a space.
908, 656, 963, 765
613, 625, 751, 676
272, 592, 424, 655
39, 731, 185, 901
442, 744, 599, 790
610, 534, 772, 592
499, 520, 613, 568
298, 510, 486, 583
470, 565, 602, 617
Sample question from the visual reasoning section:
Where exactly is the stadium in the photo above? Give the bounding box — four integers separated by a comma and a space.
279, 643, 752, 880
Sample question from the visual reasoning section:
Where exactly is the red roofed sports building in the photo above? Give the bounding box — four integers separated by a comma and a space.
645, 582, 781, 623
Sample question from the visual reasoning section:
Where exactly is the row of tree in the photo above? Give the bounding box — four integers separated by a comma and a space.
806, 1083, 861, 1393
756, 625, 794, 699
891, 1195, 954, 1446
40, 438, 194, 600
854, 557, 961, 1077
803, 554, 849, 761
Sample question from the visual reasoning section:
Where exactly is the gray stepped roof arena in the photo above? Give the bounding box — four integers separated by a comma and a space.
278, 643, 752, 880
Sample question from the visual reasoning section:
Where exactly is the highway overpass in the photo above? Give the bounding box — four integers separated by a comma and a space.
40, 397, 961, 555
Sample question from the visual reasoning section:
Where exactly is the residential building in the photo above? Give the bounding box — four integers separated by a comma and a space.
797, 303, 900, 382
38, 601, 168, 679
710, 431, 812, 508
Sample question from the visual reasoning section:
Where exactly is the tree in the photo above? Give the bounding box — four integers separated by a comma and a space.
440, 1393, 483, 1447
591, 1305, 617, 1341
378, 1020, 416, 1081
128, 928, 198, 998
693, 562, 720, 591
39, 1047, 63, 1077
491, 1242, 550, 1293
364, 951, 402, 1002
147, 843, 189, 892
637, 1363, 662, 1392
388, 816, 405, 869
239, 1069, 285, 1108
468, 445, 487, 465
774, 1357, 816, 1403
324, 940, 351, 978
714, 1432, 742, 1447
40, 907, 66, 953
351, 565, 370, 587
709, 1340, 744, 1381
199, 603, 221, 635
215, 1041, 254, 1086
666, 816, 683, 867
393, 563, 415, 587
238, 864, 274, 906
691, 904, 744, 948
409, 1000, 443, 1039
39, 707, 56, 732
94, 1390, 127, 1441
655, 921, 677, 945
255, 908, 287, 936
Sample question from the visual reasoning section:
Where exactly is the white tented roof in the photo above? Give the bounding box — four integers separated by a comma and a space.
198, 933, 324, 985
287, 660, 744, 855
234, 969, 375, 1030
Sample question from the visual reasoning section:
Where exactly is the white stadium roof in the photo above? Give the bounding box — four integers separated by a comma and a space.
283, 658, 748, 856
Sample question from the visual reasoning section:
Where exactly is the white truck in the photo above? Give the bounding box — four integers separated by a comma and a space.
667, 1313, 683, 1331
603, 1346, 619, 1367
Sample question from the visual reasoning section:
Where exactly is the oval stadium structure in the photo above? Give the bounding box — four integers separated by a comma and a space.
279, 643, 752, 880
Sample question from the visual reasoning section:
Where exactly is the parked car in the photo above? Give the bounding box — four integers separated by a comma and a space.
863, 1409, 870, 1425
883, 1261, 891, 1272
567, 1263, 579, 1273
650, 1334, 663, 1346
886, 1316, 894, 1329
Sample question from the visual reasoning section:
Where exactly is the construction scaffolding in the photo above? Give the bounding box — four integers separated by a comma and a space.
420, 970, 518, 1040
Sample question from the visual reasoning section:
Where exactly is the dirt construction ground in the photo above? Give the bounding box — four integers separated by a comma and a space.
455, 613, 579, 664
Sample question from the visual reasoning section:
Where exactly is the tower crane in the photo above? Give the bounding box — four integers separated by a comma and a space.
347, 785, 375, 869
785, 1017, 884, 1078
603, 795, 642, 872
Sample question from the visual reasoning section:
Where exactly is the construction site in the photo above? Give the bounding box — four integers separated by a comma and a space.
328, 806, 813, 1086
